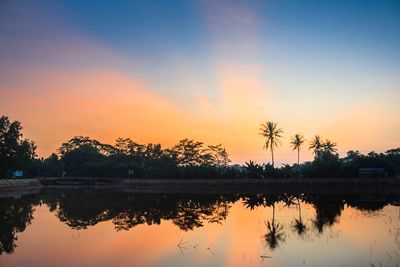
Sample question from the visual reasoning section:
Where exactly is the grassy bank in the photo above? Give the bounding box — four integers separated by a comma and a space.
1, 177, 399, 195
36, 177, 400, 194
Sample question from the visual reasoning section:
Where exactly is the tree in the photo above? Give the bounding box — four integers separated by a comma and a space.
309, 135, 323, 158
244, 160, 264, 179
115, 137, 144, 156
62, 144, 105, 177
322, 139, 337, 154
208, 144, 231, 167
58, 136, 116, 156
259, 122, 283, 166
172, 139, 205, 167
290, 134, 305, 165
41, 153, 63, 177
0, 116, 36, 178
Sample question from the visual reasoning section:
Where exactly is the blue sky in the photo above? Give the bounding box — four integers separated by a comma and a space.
0, 0, 399, 163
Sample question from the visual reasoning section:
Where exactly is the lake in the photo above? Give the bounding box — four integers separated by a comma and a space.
0, 188, 399, 267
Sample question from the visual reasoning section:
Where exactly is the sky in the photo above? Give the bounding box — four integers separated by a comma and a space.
0, 0, 399, 164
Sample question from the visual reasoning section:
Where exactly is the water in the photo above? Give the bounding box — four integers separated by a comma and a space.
1, 188, 399, 267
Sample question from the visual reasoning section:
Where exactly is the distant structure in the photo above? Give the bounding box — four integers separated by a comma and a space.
12, 170, 23, 179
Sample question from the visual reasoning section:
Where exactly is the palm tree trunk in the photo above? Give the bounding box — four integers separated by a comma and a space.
271, 144, 274, 166
297, 147, 300, 165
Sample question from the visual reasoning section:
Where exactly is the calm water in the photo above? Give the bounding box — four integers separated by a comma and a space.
0, 189, 399, 267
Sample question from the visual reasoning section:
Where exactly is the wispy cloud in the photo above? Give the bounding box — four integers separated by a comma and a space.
202, 0, 260, 53
189, 1, 272, 161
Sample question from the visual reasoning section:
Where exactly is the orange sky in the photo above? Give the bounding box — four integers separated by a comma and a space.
1, 64, 399, 164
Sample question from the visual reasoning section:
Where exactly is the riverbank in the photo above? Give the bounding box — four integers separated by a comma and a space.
0, 179, 42, 197
1, 177, 399, 195
39, 177, 400, 194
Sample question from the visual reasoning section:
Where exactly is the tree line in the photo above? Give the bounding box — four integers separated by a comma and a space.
258, 121, 400, 178
0, 115, 399, 179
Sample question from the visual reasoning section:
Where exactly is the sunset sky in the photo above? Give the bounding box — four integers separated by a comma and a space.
1, 0, 399, 164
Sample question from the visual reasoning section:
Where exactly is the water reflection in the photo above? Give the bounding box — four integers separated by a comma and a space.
291, 196, 308, 238
0, 189, 399, 266
38, 190, 236, 232
0, 194, 38, 255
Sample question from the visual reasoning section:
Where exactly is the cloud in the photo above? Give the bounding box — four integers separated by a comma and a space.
202, 0, 259, 42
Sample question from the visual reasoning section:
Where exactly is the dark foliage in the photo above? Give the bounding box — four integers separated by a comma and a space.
0, 116, 36, 178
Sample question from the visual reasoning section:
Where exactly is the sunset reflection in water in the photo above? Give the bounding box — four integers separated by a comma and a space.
0, 189, 399, 267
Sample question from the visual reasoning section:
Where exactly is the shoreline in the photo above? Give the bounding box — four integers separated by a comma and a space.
0, 177, 399, 195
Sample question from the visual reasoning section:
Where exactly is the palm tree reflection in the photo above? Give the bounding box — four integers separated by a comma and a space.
291, 197, 308, 237
265, 203, 286, 250
243, 194, 286, 250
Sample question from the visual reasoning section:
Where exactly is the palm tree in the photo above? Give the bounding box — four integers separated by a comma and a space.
290, 134, 305, 165
309, 135, 323, 157
322, 139, 337, 154
259, 122, 283, 166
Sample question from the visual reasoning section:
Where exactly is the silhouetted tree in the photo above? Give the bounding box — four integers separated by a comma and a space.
115, 137, 144, 156
309, 135, 323, 158
172, 139, 205, 167
244, 160, 264, 178
322, 139, 337, 154
0, 116, 36, 178
58, 136, 116, 156
62, 144, 105, 177
41, 153, 63, 177
208, 144, 231, 167
290, 134, 305, 165
259, 121, 283, 166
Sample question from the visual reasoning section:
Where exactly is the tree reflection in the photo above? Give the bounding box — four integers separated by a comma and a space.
291, 196, 308, 237
0, 195, 37, 255
265, 203, 286, 250
39, 190, 237, 232
305, 194, 345, 234
243, 194, 286, 250
1, 190, 399, 256
265, 194, 287, 250
173, 197, 231, 231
